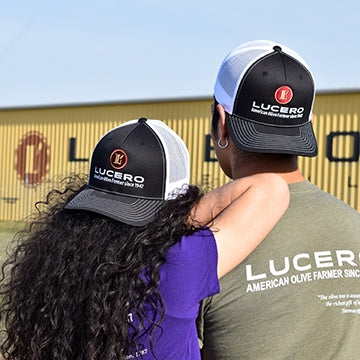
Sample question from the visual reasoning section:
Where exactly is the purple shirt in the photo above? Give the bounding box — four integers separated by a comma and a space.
127, 228, 219, 359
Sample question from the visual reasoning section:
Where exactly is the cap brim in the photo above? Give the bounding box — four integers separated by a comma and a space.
65, 187, 164, 227
227, 114, 318, 157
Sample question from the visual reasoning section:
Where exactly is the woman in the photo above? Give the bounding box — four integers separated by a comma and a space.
0, 118, 289, 360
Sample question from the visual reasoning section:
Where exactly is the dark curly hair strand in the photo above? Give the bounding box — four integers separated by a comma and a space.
0, 175, 204, 360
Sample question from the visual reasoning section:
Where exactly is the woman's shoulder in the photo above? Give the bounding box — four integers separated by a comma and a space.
166, 228, 217, 264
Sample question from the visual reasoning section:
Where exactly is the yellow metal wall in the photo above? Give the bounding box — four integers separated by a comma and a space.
300, 92, 360, 210
0, 99, 227, 221
1, 92, 360, 221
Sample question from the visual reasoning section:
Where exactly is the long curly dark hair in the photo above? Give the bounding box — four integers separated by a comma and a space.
0, 175, 203, 360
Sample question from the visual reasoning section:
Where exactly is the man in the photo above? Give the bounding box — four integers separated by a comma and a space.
197, 40, 360, 359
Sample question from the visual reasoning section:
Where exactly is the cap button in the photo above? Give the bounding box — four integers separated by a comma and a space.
138, 118, 147, 123
273, 45, 282, 52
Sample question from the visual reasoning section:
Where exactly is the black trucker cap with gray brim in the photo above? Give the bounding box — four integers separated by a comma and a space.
65, 118, 190, 226
214, 40, 318, 157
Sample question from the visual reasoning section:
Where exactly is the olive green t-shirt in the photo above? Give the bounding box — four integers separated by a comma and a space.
197, 181, 360, 360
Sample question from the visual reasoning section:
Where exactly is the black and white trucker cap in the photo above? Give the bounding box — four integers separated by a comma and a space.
214, 40, 318, 156
65, 118, 190, 226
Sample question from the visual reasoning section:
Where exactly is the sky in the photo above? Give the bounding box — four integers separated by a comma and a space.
0, 0, 360, 108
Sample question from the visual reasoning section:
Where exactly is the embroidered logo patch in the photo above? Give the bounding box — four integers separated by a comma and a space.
274, 86, 293, 105
110, 149, 128, 170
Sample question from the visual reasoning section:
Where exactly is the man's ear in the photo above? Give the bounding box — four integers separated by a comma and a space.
216, 104, 229, 138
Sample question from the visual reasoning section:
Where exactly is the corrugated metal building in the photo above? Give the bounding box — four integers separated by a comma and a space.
1, 90, 360, 221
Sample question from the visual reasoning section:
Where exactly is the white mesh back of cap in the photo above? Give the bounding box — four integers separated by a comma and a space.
147, 120, 190, 199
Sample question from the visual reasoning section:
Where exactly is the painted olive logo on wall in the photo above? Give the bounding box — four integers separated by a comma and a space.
15, 132, 50, 185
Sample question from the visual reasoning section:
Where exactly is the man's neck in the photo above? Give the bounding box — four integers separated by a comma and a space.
231, 155, 306, 184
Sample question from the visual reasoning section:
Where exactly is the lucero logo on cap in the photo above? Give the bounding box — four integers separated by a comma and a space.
274, 86, 293, 105
110, 149, 128, 170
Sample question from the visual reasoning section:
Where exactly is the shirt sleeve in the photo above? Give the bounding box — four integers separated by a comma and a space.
159, 228, 220, 318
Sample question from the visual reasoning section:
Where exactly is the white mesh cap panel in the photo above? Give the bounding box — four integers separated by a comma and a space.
215, 48, 270, 114
214, 40, 314, 115
147, 120, 190, 199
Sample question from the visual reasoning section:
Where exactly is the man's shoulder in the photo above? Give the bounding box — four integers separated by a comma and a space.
291, 181, 360, 217
316, 187, 360, 216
